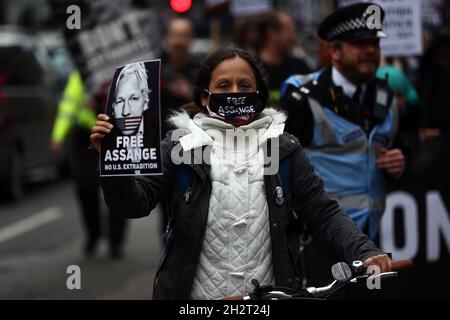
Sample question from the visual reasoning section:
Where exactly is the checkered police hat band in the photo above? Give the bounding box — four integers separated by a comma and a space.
327, 18, 368, 41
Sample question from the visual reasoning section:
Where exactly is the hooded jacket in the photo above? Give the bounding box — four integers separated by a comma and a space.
100, 108, 383, 300
184, 108, 285, 299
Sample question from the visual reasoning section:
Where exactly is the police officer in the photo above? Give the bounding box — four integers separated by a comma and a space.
279, 3, 407, 289
51, 71, 127, 258
281, 3, 406, 240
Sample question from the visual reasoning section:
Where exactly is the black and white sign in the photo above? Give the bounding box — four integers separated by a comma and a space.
377, 0, 423, 56
338, 0, 423, 56
100, 60, 162, 177
64, 5, 161, 95
376, 137, 450, 298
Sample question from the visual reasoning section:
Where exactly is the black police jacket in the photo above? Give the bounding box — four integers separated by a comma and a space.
100, 131, 383, 299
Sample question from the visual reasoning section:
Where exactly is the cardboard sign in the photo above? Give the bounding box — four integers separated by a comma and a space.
100, 60, 162, 177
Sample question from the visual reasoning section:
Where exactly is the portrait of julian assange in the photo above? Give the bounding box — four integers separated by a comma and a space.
100, 60, 162, 176
113, 62, 151, 136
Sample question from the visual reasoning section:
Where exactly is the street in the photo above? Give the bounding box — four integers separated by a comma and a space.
0, 179, 162, 299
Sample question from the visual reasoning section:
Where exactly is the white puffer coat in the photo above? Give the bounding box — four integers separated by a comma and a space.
169, 108, 287, 299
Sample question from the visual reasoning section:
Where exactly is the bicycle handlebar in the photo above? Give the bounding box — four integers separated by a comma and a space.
307, 259, 413, 298
220, 259, 413, 300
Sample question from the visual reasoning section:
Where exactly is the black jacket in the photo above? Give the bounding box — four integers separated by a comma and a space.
100, 131, 383, 300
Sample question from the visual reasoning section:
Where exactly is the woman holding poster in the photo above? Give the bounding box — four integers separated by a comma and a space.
90, 47, 392, 300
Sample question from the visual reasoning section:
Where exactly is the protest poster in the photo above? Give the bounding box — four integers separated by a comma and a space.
338, 0, 423, 56
63, 2, 161, 96
100, 60, 162, 177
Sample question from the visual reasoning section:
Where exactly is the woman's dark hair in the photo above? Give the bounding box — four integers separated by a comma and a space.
192, 46, 269, 109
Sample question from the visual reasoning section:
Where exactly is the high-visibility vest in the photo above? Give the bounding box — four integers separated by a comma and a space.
51, 72, 96, 143
281, 71, 398, 239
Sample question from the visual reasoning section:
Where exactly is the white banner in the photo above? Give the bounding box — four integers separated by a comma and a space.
338, 0, 423, 56
377, 0, 423, 56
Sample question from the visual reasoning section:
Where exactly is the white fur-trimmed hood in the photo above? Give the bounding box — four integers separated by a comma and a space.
167, 107, 287, 152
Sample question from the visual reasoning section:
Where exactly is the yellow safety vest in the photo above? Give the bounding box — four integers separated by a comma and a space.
51, 72, 97, 143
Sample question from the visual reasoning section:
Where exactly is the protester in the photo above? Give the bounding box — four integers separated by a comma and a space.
90, 46, 392, 299
233, 17, 260, 52
159, 17, 202, 234
376, 65, 420, 133
256, 11, 310, 103
414, 26, 450, 176
418, 26, 450, 140
161, 16, 202, 135
51, 71, 127, 258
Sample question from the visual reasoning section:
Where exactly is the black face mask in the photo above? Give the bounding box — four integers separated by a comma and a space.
205, 91, 264, 126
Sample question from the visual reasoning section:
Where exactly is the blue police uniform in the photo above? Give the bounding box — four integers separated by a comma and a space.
281, 68, 398, 239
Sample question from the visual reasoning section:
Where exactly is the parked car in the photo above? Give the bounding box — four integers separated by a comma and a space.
0, 27, 66, 201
